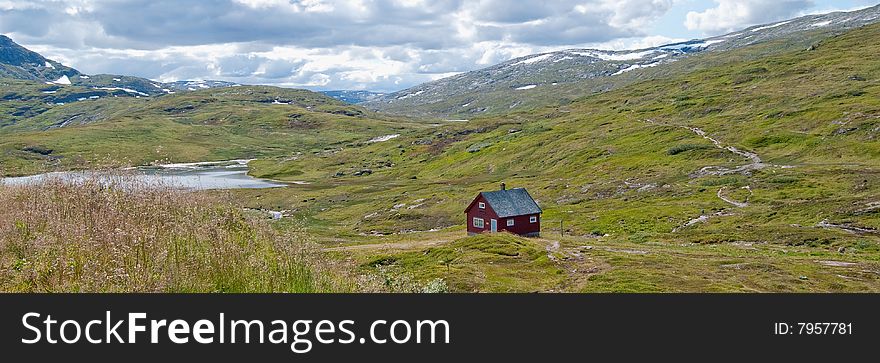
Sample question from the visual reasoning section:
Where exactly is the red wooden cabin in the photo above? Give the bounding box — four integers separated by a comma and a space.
464, 183, 541, 237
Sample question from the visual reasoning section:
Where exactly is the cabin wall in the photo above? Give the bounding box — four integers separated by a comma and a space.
466, 194, 499, 235
498, 214, 540, 236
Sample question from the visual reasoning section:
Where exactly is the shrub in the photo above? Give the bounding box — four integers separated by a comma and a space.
667, 144, 713, 155
22, 145, 53, 155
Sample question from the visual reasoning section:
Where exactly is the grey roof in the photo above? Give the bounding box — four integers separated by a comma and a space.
481, 188, 542, 218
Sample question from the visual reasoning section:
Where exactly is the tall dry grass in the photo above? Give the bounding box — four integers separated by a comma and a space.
0, 174, 366, 292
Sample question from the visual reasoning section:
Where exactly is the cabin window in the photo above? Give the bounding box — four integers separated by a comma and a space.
507, 219, 515, 227
478, 202, 486, 209
473, 218, 484, 228
530, 216, 537, 223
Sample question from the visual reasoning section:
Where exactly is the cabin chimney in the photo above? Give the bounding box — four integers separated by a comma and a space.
501, 182, 506, 191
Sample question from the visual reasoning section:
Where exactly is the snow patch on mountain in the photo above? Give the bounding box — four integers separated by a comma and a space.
612, 63, 660, 76
513, 54, 553, 65
49, 75, 71, 85
515, 85, 537, 90
751, 20, 792, 32
94, 86, 149, 96
397, 90, 425, 100
569, 50, 656, 61
661, 39, 725, 51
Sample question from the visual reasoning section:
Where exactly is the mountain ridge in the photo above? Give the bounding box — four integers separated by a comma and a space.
363, 4, 880, 119
0, 35, 239, 101
0, 35, 79, 82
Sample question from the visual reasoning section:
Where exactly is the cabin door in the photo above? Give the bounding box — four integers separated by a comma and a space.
490, 219, 497, 232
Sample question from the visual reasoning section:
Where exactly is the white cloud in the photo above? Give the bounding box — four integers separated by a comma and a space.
595, 0, 675, 29
685, 0, 814, 34
0, 1, 43, 10
1, 0, 686, 91
233, 0, 335, 12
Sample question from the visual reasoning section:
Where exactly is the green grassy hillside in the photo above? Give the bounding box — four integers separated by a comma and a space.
235, 22, 880, 292
0, 84, 429, 176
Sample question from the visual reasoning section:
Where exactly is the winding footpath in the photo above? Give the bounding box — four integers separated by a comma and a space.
686, 126, 772, 177
643, 120, 768, 232
817, 219, 879, 236
717, 186, 751, 208
643, 119, 788, 177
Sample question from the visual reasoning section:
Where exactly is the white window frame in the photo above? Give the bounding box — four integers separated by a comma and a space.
473, 217, 484, 228
506, 219, 515, 227
478, 202, 486, 209
530, 216, 538, 223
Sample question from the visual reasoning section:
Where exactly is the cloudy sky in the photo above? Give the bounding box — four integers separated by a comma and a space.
1, 0, 876, 92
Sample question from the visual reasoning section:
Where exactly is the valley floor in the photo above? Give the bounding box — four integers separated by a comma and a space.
303, 225, 880, 293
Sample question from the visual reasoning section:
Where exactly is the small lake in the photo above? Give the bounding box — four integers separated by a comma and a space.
0, 160, 287, 191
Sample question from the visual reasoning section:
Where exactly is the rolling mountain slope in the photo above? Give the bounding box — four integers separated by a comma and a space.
0, 36, 431, 176
0, 83, 429, 176
364, 4, 880, 119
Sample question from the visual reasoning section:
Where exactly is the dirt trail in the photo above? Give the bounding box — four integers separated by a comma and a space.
717, 186, 751, 207
545, 240, 561, 261
324, 237, 455, 252
685, 125, 773, 177
687, 126, 763, 164
672, 211, 735, 232
643, 119, 788, 177
816, 219, 879, 236
671, 186, 748, 232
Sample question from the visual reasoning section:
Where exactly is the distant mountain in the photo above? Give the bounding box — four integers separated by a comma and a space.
0, 35, 237, 102
319, 90, 385, 104
363, 4, 880, 118
0, 35, 79, 83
